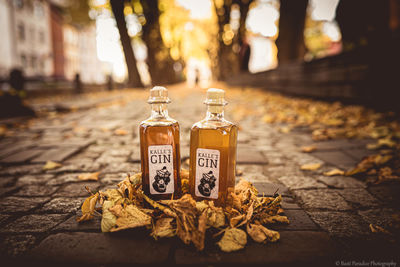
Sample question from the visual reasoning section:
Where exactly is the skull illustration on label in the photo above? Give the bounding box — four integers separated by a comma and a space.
148, 145, 174, 194
195, 148, 220, 199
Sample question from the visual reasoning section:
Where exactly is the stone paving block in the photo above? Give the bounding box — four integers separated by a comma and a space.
237, 146, 268, 164
368, 184, 400, 206
16, 174, 54, 186
0, 149, 45, 164
278, 175, 327, 190
175, 231, 336, 265
293, 189, 352, 211
14, 185, 59, 197
1, 214, 68, 233
129, 149, 141, 162
101, 173, 127, 185
101, 162, 140, 174
307, 211, 369, 238
0, 164, 42, 176
317, 175, 366, 189
337, 188, 379, 208
0, 142, 33, 159
0, 177, 15, 187
273, 209, 319, 231
281, 198, 301, 210
31, 147, 81, 163
0, 196, 50, 213
45, 173, 86, 186
0, 214, 11, 225
53, 215, 102, 232
0, 234, 36, 257
312, 151, 358, 169
310, 139, 366, 151
253, 182, 290, 196
29, 232, 172, 264
39, 197, 85, 214
54, 182, 100, 197
342, 148, 375, 162
357, 208, 400, 230
49, 159, 101, 173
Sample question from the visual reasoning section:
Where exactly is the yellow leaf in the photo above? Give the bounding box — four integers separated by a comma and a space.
114, 129, 128, 135
77, 192, 99, 222
101, 200, 117, 232
78, 172, 100, 181
300, 163, 322, 171
109, 204, 152, 232
323, 169, 345, 176
301, 145, 317, 153
151, 218, 176, 239
246, 223, 280, 243
369, 224, 390, 234
43, 160, 62, 170
217, 228, 247, 252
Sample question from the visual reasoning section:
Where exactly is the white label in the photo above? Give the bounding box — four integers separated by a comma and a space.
195, 148, 220, 199
148, 145, 174, 195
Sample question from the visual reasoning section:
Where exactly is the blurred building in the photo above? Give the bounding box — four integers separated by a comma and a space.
63, 23, 105, 84
0, 0, 104, 84
0, 0, 53, 78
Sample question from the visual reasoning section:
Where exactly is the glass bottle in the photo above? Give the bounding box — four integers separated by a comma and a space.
140, 86, 181, 200
189, 88, 238, 206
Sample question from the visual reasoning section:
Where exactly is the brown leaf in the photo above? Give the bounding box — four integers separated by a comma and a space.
259, 215, 289, 225
78, 172, 100, 181
246, 223, 280, 243
77, 192, 99, 222
301, 145, 317, 153
300, 163, 322, 171
323, 168, 345, 176
151, 218, 176, 239
114, 129, 128, 135
109, 204, 152, 232
192, 211, 207, 251
217, 228, 247, 252
43, 160, 62, 170
369, 224, 390, 234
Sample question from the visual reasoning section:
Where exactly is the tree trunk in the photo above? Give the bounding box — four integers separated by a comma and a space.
236, 0, 253, 72
140, 0, 178, 85
276, 0, 308, 64
110, 0, 143, 88
213, 0, 239, 80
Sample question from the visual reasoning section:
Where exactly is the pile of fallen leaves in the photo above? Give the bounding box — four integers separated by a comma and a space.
77, 170, 289, 252
259, 92, 400, 184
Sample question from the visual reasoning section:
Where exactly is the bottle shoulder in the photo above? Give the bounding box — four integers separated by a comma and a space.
140, 117, 179, 127
191, 118, 236, 131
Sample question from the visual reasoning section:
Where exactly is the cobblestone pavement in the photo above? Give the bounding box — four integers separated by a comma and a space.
0, 84, 399, 266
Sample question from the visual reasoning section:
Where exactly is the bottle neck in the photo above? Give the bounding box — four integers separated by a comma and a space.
205, 104, 224, 121
150, 103, 169, 119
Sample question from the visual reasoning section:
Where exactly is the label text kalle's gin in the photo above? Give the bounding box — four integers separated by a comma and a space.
148, 145, 174, 194
195, 148, 220, 199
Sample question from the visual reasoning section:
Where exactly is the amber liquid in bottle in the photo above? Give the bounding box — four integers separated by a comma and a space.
140, 88, 181, 200
189, 89, 237, 206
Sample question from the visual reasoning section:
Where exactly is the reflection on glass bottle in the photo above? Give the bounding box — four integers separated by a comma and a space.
140, 86, 181, 200
189, 88, 238, 206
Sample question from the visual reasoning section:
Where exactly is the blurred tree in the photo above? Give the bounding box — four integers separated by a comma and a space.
63, 0, 92, 25
110, 0, 143, 88
138, 0, 179, 85
213, 0, 253, 80
276, 0, 308, 64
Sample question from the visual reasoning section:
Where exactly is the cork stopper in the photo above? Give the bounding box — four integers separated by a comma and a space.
148, 86, 171, 104
204, 88, 227, 105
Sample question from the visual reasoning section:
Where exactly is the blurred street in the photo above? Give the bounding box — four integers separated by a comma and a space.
0, 83, 399, 265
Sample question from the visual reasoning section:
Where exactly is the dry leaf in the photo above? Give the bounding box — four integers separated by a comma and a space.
78, 172, 100, 181
246, 223, 280, 243
114, 129, 128, 135
301, 145, 317, 153
259, 215, 289, 225
77, 192, 99, 222
300, 163, 322, 171
151, 218, 176, 239
369, 224, 390, 234
217, 228, 247, 252
43, 160, 62, 170
101, 200, 117, 232
323, 169, 345, 176
109, 204, 152, 232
